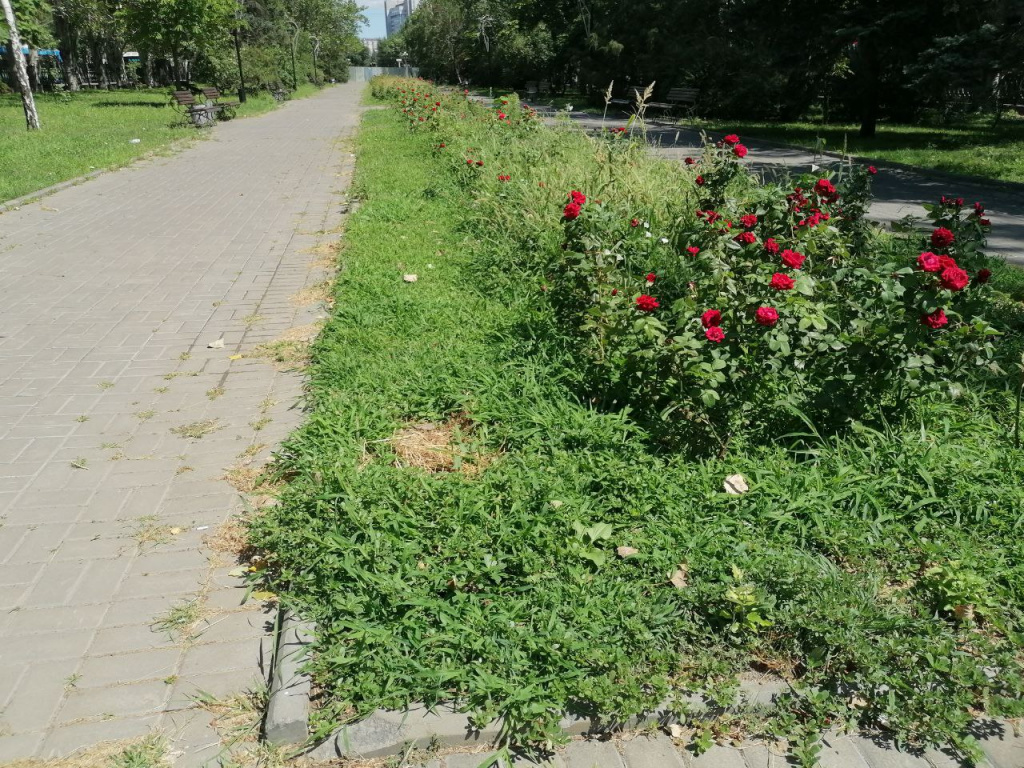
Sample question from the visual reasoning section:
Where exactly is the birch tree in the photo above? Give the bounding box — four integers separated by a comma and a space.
1, 0, 41, 129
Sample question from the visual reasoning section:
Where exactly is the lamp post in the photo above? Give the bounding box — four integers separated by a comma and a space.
232, 17, 247, 103
400, 50, 409, 77
288, 18, 300, 90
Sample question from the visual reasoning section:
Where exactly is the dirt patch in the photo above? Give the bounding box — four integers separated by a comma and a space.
387, 417, 494, 476
2, 736, 169, 768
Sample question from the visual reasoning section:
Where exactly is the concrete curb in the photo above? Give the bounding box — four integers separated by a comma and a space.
0, 169, 110, 214
263, 609, 315, 745
303, 679, 790, 761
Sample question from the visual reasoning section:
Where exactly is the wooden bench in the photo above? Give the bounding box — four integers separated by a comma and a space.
647, 86, 699, 118
200, 87, 239, 109
170, 90, 219, 127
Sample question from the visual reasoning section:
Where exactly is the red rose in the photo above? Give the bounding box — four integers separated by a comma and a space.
569, 190, 587, 205
770, 272, 795, 291
701, 309, 722, 328
814, 178, 836, 197
974, 201, 985, 214
931, 227, 955, 249
940, 267, 969, 291
977, 268, 992, 284
733, 144, 748, 159
868, 166, 877, 175
781, 249, 805, 269
563, 202, 582, 220
723, 134, 740, 145
631, 218, 639, 228
705, 326, 726, 343
939, 255, 958, 271
734, 231, 757, 245
686, 246, 700, 257
439, 143, 446, 148
740, 214, 758, 229
611, 289, 618, 296
755, 306, 779, 326
916, 251, 941, 272
696, 175, 705, 186
980, 218, 992, 227
646, 272, 657, 284
476, 160, 484, 167
636, 294, 660, 313
685, 157, 696, 165
921, 308, 948, 329
764, 238, 781, 256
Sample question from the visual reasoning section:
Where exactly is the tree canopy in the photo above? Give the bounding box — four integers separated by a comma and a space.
391, 0, 1024, 133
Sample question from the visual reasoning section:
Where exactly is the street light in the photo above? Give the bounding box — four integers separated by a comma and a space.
400, 50, 409, 77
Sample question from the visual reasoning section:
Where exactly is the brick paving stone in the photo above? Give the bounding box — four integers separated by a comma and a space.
850, 737, 933, 767
620, 735, 686, 768
76, 647, 182, 687
447, 753, 504, 768
978, 724, 1024, 768
563, 741, 626, 768
688, 745, 748, 767
40, 714, 161, 757
0, 83, 364, 761
815, 734, 870, 768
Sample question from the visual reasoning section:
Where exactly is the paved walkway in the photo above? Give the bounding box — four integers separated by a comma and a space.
557, 112, 1024, 264
0, 83, 362, 764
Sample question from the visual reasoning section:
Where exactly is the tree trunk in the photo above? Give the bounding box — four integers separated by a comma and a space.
858, 40, 878, 139
54, 12, 81, 90
0, 0, 40, 130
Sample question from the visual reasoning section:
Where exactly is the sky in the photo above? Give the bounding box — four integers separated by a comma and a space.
360, 0, 389, 39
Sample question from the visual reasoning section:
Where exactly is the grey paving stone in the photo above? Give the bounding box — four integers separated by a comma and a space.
0, 658, 79, 732
511, 753, 567, 767
40, 714, 161, 757
816, 734, 870, 768
978, 724, 1024, 768
689, 745, 748, 767
448, 753, 504, 768
563, 741, 626, 768
76, 647, 181, 687
55, 680, 171, 724
850, 737, 932, 767
0, 733, 45, 762
620, 735, 685, 768
737, 743, 790, 767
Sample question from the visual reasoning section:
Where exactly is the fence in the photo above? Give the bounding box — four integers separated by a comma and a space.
348, 66, 420, 82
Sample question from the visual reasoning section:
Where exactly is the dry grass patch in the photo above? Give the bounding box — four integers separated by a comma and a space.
290, 279, 334, 308
386, 417, 495, 476
251, 323, 323, 369
2, 735, 170, 768
170, 419, 223, 440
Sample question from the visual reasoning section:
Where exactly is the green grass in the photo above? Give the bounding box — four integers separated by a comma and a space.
0, 84, 326, 202
699, 117, 1024, 183
250, 93, 1024, 763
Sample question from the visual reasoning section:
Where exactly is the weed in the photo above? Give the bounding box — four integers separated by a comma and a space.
70, 457, 88, 470
98, 381, 115, 390
154, 386, 170, 394
206, 387, 226, 401
128, 516, 179, 550
249, 417, 271, 432
171, 420, 222, 439
75, 415, 90, 423
135, 410, 156, 421
152, 595, 207, 643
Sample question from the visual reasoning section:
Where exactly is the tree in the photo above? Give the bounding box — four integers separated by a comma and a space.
2, 0, 40, 129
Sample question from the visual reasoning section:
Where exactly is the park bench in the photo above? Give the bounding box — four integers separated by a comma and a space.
525, 81, 538, 98
609, 85, 699, 119
170, 90, 220, 127
201, 86, 239, 110
646, 86, 700, 119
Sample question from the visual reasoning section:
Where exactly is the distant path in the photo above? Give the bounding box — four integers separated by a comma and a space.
559, 110, 1024, 264
0, 83, 363, 764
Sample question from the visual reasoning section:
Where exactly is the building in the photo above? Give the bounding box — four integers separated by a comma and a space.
361, 38, 381, 58
384, 0, 418, 38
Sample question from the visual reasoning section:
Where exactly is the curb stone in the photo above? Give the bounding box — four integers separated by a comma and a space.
263, 609, 315, 745
301, 684, 786, 761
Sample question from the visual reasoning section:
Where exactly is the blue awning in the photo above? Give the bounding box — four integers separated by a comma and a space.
0, 45, 63, 60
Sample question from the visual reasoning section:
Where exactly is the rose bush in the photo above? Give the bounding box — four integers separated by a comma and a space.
373, 76, 1001, 453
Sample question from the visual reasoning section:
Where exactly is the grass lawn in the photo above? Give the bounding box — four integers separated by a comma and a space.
249, 86, 1024, 763
0, 83, 324, 203
698, 118, 1024, 184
